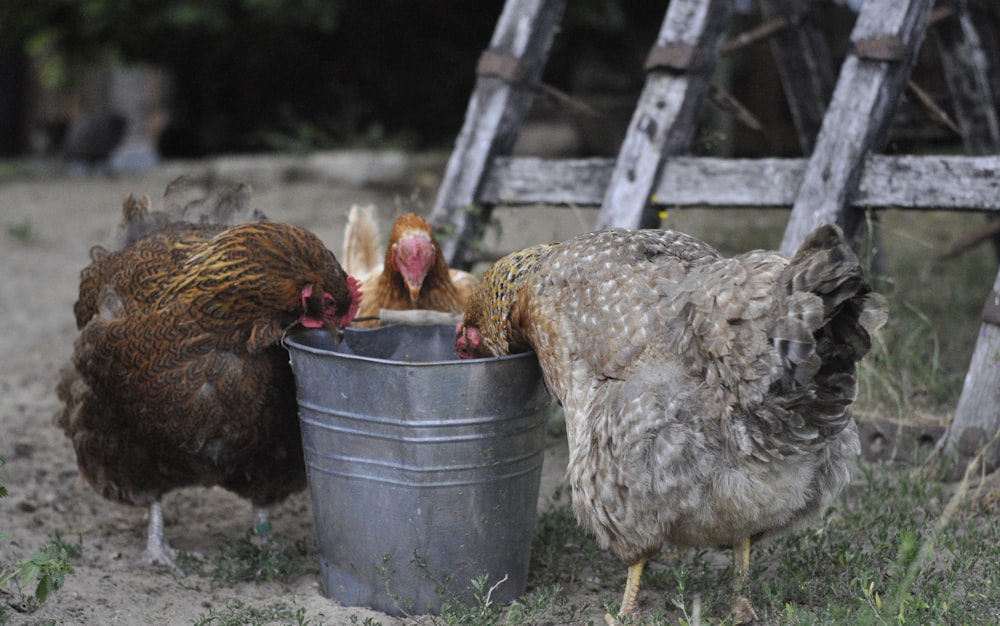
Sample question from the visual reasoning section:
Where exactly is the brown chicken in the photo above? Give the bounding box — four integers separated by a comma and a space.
456, 225, 887, 623
343, 205, 475, 326
55, 184, 360, 567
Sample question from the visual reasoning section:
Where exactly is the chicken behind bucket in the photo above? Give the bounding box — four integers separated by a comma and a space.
343, 205, 475, 326
55, 182, 360, 567
456, 225, 887, 622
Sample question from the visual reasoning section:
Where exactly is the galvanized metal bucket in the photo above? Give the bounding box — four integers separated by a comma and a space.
284, 324, 553, 616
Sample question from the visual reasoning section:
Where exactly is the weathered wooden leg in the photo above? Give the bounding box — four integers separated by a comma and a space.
780, 0, 935, 253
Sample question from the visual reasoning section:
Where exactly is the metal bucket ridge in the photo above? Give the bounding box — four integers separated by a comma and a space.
285, 324, 553, 615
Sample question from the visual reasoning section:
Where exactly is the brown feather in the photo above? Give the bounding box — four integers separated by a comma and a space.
55, 184, 358, 530
342, 204, 381, 278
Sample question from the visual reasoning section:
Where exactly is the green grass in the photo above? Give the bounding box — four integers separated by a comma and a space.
4, 219, 34, 243
175, 532, 310, 584
193, 600, 314, 626
514, 458, 1000, 625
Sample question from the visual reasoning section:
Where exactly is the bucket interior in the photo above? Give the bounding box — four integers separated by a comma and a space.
292, 323, 462, 362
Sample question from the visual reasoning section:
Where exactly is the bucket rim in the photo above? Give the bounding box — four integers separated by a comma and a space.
282, 326, 535, 366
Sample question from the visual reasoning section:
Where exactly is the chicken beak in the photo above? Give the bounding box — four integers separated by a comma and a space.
406, 280, 422, 302
324, 321, 346, 345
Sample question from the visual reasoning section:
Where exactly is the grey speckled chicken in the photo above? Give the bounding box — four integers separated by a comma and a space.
456, 225, 888, 623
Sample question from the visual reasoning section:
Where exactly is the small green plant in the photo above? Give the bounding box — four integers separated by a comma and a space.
410, 549, 456, 604
366, 547, 570, 626
0, 458, 80, 625
529, 486, 611, 588
431, 573, 566, 626
193, 599, 313, 626
5, 219, 33, 242
206, 533, 309, 584
373, 551, 414, 616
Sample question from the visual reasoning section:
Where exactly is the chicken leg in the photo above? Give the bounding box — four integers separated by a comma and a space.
729, 536, 759, 624
605, 559, 646, 625
135, 500, 177, 568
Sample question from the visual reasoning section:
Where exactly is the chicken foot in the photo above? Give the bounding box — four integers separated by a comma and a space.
729, 536, 759, 624
605, 559, 646, 625
134, 500, 178, 568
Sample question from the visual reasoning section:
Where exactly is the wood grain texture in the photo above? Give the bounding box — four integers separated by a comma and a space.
480, 154, 1000, 211
780, 0, 935, 254
944, 269, 1000, 471
595, 0, 734, 231
933, 2, 1000, 463
932, 0, 1000, 152
755, 0, 836, 153
429, 0, 566, 268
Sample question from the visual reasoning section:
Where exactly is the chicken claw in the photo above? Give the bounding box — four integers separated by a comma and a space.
134, 501, 178, 569
728, 595, 759, 625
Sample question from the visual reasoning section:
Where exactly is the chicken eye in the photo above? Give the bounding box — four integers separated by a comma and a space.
322, 293, 338, 316
466, 327, 481, 347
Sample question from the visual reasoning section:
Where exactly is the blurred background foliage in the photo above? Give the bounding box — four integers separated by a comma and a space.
0, 0, 668, 156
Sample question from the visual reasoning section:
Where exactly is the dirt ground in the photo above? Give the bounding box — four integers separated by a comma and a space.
0, 157, 592, 626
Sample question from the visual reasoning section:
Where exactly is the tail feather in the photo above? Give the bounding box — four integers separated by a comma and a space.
114, 193, 170, 249
774, 225, 888, 388
172, 180, 262, 225
342, 204, 381, 278
772, 292, 824, 386
857, 292, 890, 335
781, 225, 864, 320
114, 177, 265, 250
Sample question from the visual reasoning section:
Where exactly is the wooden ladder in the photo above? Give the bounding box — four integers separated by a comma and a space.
428, 0, 1000, 465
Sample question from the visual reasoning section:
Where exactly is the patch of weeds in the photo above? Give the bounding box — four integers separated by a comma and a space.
373, 551, 415, 616
529, 487, 610, 588
651, 549, 750, 624
658, 549, 734, 624
860, 210, 995, 414
371, 548, 569, 625
0, 532, 80, 625
410, 549, 457, 603
5, 220, 33, 242
858, 299, 952, 416
193, 599, 313, 626
430, 573, 565, 626
0, 458, 80, 625
745, 458, 1000, 625
207, 533, 309, 584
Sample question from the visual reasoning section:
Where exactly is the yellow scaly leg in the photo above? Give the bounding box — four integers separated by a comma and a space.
729, 537, 759, 624
605, 559, 645, 625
